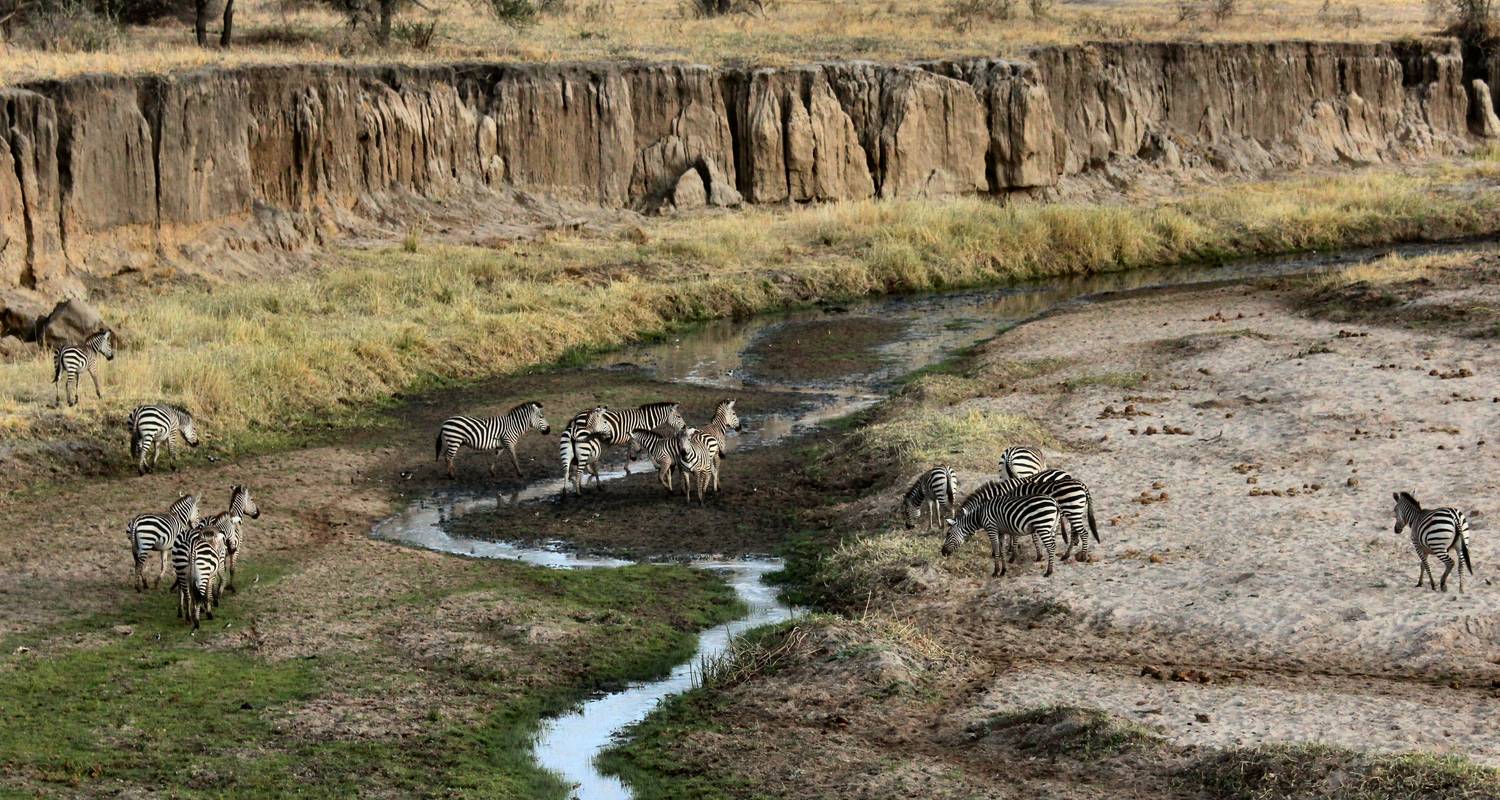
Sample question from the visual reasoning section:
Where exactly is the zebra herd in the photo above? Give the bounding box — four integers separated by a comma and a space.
909, 446, 1477, 592
126, 485, 261, 629
435, 398, 742, 503
901, 446, 1100, 578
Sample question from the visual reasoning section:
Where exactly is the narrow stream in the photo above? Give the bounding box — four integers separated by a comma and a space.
369, 240, 1483, 799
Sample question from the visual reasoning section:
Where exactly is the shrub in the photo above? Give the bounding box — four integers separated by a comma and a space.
942, 0, 1012, 31
392, 16, 438, 48
13, 0, 122, 51
1430, 0, 1497, 44
682, 0, 766, 18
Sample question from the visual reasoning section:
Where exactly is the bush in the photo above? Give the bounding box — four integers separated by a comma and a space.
942, 0, 1012, 31
1430, 0, 1497, 44
391, 16, 437, 48
13, 0, 122, 51
683, 0, 767, 18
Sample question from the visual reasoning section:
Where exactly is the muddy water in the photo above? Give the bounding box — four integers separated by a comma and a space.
370, 240, 1473, 799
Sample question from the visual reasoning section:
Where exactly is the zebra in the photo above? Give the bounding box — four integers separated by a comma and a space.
942, 493, 1062, 577
214, 485, 261, 594
970, 469, 1101, 562
562, 402, 684, 492
563, 432, 610, 496
435, 401, 551, 479
674, 427, 717, 504
1393, 492, 1475, 593
627, 429, 678, 492
127, 493, 200, 591
677, 399, 741, 493
898, 466, 959, 531
180, 525, 228, 630
52, 329, 114, 407
128, 405, 200, 475
1000, 446, 1045, 480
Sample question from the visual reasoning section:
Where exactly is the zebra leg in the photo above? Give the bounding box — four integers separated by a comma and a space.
227, 552, 237, 593
987, 526, 1004, 577
1437, 553, 1455, 593
167, 437, 178, 471
133, 552, 145, 592
1059, 517, 1075, 561
156, 549, 169, 589
89, 365, 102, 399
508, 446, 524, 479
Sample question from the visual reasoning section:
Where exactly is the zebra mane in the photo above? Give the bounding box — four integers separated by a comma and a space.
1395, 491, 1420, 511
639, 402, 678, 412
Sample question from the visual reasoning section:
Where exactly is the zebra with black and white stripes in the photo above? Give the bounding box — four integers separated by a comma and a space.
674, 427, 717, 504
215, 485, 261, 594
898, 466, 959, 531
941, 493, 1063, 577
179, 525, 228, 630
1393, 492, 1475, 593
1000, 446, 1045, 481
436, 401, 551, 479
561, 402, 684, 494
564, 432, 610, 496
677, 399, 741, 494
127, 493, 200, 591
52, 329, 114, 407
128, 405, 200, 475
627, 429, 678, 492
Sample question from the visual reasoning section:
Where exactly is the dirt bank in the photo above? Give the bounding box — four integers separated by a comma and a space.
602, 246, 1500, 797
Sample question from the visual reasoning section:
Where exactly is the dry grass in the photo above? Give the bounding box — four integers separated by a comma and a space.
1306, 250, 1472, 290
2, 167, 1497, 456
0, 0, 1443, 84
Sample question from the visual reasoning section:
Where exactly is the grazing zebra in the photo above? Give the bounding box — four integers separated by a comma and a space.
127, 493, 200, 591
898, 466, 959, 531
52, 330, 114, 407
180, 526, 228, 630
678, 399, 741, 493
627, 429, 678, 492
969, 469, 1100, 562
674, 427, 717, 504
562, 402, 684, 492
942, 493, 1062, 577
435, 401, 551, 479
214, 485, 261, 594
1000, 446, 1045, 481
128, 405, 200, 475
1393, 492, 1475, 593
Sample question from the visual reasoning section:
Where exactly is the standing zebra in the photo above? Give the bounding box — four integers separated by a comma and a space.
562, 402, 684, 493
1000, 446, 1045, 480
52, 329, 114, 407
128, 405, 200, 475
436, 401, 551, 479
942, 493, 1062, 577
627, 429, 678, 492
127, 493, 200, 591
180, 526, 228, 630
563, 432, 610, 496
678, 399, 741, 493
213, 485, 261, 594
1393, 492, 1475, 593
898, 466, 959, 531
674, 427, 717, 504
972, 468, 1100, 562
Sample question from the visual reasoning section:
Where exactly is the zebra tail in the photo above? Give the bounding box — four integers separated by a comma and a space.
1086, 495, 1101, 543
1461, 515, 1475, 575
435, 432, 442, 462
51, 354, 60, 384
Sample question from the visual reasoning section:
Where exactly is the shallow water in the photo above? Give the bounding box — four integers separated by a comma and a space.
369, 239, 1483, 799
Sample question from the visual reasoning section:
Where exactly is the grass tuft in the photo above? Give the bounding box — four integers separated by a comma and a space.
1189, 742, 1500, 800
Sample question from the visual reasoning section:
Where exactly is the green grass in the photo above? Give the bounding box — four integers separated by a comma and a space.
596, 689, 776, 800
6, 167, 1500, 486
0, 559, 746, 798
1189, 743, 1500, 800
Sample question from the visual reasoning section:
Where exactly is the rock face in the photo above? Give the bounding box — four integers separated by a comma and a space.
0, 40, 1486, 295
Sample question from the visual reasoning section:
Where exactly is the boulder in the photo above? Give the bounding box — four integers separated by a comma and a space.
700, 157, 742, 208
671, 168, 708, 210
0, 289, 49, 340
36, 298, 103, 348
0, 335, 24, 360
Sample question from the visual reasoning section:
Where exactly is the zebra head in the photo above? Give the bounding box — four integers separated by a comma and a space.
626, 429, 653, 460
899, 499, 921, 530
1393, 491, 1419, 534
231, 485, 261, 520
527, 401, 550, 434
585, 406, 613, 437
666, 404, 687, 431
89, 329, 115, 361
940, 513, 978, 556
178, 409, 201, 447
716, 399, 742, 432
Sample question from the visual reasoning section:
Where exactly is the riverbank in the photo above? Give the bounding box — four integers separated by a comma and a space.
601, 244, 1500, 797
5, 164, 1500, 494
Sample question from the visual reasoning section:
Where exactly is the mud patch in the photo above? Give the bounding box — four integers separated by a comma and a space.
742, 316, 906, 385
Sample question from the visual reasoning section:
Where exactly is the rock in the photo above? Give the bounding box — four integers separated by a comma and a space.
0, 335, 23, 360
1473, 80, 1500, 139
699, 157, 742, 208
36, 298, 103, 348
671, 168, 708, 209
0, 288, 49, 340
111, 624, 134, 637
1195, 712, 1212, 723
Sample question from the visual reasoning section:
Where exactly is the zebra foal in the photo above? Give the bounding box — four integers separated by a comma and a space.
128, 405, 200, 475
53, 329, 114, 407
1393, 492, 1474, 593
